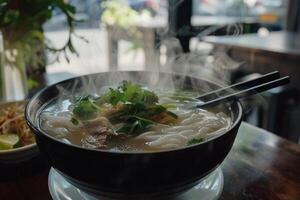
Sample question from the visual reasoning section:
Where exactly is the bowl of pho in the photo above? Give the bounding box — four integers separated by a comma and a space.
25, 71, 242, 198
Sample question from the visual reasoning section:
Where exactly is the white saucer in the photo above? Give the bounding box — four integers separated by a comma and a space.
48, 167, 223, 200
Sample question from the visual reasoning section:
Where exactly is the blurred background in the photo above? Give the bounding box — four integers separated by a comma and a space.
1, 0, 300, 143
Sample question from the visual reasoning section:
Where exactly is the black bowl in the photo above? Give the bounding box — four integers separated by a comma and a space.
25, 71, 243, 199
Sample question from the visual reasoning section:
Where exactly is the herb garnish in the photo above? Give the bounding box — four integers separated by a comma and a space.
71, 81, 178, 135
187, 138, 204, 146
72, 96, 99, 120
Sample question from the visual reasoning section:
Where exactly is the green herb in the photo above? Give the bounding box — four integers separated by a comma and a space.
72, 81, 178, 135
108, 104, 151, 134
116, 115, 154, 135
0, 0, 82, 65
70, 117, 79, 125
187, 138, 204, 146
108, 103, 177, 135
95, 80, 158, 106
72, 96, 99, 120
0, 0, 86, 92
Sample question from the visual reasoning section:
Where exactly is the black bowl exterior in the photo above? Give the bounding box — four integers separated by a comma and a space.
26, 71, 242, 197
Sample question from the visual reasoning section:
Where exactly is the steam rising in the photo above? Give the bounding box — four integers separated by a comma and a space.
53, 22, 244, 108
50, 1, 265, 117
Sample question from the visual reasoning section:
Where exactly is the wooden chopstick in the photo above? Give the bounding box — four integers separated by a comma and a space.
197, 71, 280, 102
197, 76, 290, 108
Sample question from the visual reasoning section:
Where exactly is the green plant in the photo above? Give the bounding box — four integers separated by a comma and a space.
0, 0, 81, 88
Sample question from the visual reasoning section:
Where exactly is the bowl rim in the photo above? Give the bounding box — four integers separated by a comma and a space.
0, 100, 37, 154
0, 143, 37, 154
25, 70, 243, 155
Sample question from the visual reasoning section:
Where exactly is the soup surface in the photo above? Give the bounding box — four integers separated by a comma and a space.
39, 81, 231, 152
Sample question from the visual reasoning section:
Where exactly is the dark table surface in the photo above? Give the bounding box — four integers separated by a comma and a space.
203, 31, 300, 56
0, 122, 300, 200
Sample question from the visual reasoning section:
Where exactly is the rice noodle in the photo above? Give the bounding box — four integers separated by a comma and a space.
40, 112, 79, 138
138, 107, 230, 150
40, 93, 231, 151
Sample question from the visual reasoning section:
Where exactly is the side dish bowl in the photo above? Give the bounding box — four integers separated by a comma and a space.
0, 101, 38, 164
25, 71, 243, 199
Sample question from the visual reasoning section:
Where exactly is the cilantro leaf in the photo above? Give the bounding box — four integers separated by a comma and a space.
95, 80, 158, 106
117, 115, 154, 135
70, 117, 79, 125
187, 138, 204, 146
72, 96, 99, 120
72, 81, 178, 135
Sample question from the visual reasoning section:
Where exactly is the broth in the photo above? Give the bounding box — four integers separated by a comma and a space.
39, 82, 231, 152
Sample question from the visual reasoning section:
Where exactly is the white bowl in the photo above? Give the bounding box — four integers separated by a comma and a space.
0, 101, 39, 163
